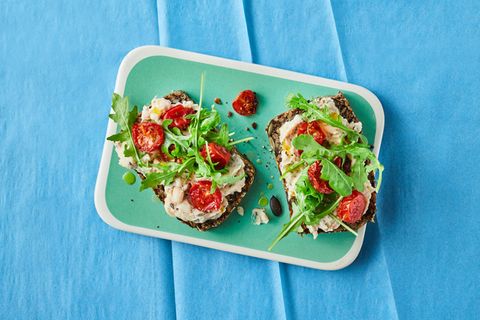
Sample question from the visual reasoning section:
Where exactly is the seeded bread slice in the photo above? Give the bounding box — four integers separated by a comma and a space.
266, 92, 376, 235
137, 90, 255, 231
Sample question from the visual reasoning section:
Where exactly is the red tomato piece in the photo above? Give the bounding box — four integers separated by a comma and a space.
296, 122, 308, 135
188, 181, 222, 212
232, 90, 258, 116
294, 122, 308, 156
337, 190, 366, 223
200, 142, 231, 169
333, 156, 343, 168
294, 121, 326, 155
162, 105, 195, 130
307, 120, 326, 145
307, 161, 334, 194
131, 122, 165, 152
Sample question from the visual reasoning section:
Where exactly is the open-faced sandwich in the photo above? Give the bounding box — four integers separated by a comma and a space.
107, 82, 255, 231
266, 92, 383, 249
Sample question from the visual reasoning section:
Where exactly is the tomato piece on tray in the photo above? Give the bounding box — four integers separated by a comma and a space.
307, 161, 334, 194
200, 142, 231, 169
162, 105, 195, 130
232, 90, 258, 116
189, 181, 222, 212
131, 122, 165, 152
337, 190, 366, 223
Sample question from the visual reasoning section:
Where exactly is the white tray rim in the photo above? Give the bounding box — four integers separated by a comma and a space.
94, 45, 385, 271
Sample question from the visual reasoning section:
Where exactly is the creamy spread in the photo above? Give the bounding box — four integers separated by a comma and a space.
304, 181, 375, 238
115, 142, 134, 169
252, 208, 269, 225
278, 115, 303, 199
163, 177, 227, 223
306, 215, 341, 239
114, 97, 246, 224
277, 97, 374, 235
162, 153, 246, 223
236, 206, 244, 216
140, 97, 199, 124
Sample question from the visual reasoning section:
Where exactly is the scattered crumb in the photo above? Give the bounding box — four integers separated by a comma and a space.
227, 111, 233, 117
246, 127, 250, 131
237, 206, 244, 216
268, 148, 273, 152
262, 146, 266, 149
130, 199, 134, 202
256, 159, 262, 164
252, 208, 269, 225
252, 122, 258, 129
214, 97, 222, 104
270, 175, 274, 179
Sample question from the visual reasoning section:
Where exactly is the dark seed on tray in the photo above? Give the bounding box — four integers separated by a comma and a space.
270, 196, 282, 216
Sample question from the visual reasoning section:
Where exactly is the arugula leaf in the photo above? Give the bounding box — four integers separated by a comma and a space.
106, 131, 129, 142
107, 93, 141, 165
268, 194, 343, 251
140, 169, 178, 191
200, 108, 221, 132
350, 159, 368, 191
292, 134, 332, 158
280, 161, 306, 179
287, 93, 367, 144
320, 159, 353, 196
329, 213, 358, 236
227, 136, 255, 146
140, 158, 195, 191
268, 211, 306, 251
211, 172, 246, 186
208, 123, 230, 146
110, 74, 254, 194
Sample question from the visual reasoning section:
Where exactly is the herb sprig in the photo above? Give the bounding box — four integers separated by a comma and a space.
269, 94, 384, 250
287, 93, 368, 144
107, 74, 253, 192
107, 94, 143, 166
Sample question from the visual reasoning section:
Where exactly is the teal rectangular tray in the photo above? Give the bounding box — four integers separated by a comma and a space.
94, 46, 384, 270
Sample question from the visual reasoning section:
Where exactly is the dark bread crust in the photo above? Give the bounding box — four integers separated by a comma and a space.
137, 90, 255, 231
266, 92, 376, 235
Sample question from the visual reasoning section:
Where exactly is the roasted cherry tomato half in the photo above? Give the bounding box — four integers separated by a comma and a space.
131, 122, 165, 152
294, 122, 309, 156
200, 142, 231, 169
232, 90, 258, 116
162, 105, 195, 130
333, 156, 343, 168
295, 121, 327, 155
337, 190, 367, 223
307, 160, 334, 194
189, 181, 222, 213
307, 120, 326, 145
296, 122, 308, 135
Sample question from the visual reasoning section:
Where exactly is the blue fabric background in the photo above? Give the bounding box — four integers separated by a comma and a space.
1, 1, 479, 319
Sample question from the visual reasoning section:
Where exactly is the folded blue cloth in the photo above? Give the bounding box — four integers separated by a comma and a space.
1, 0, 478, 319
